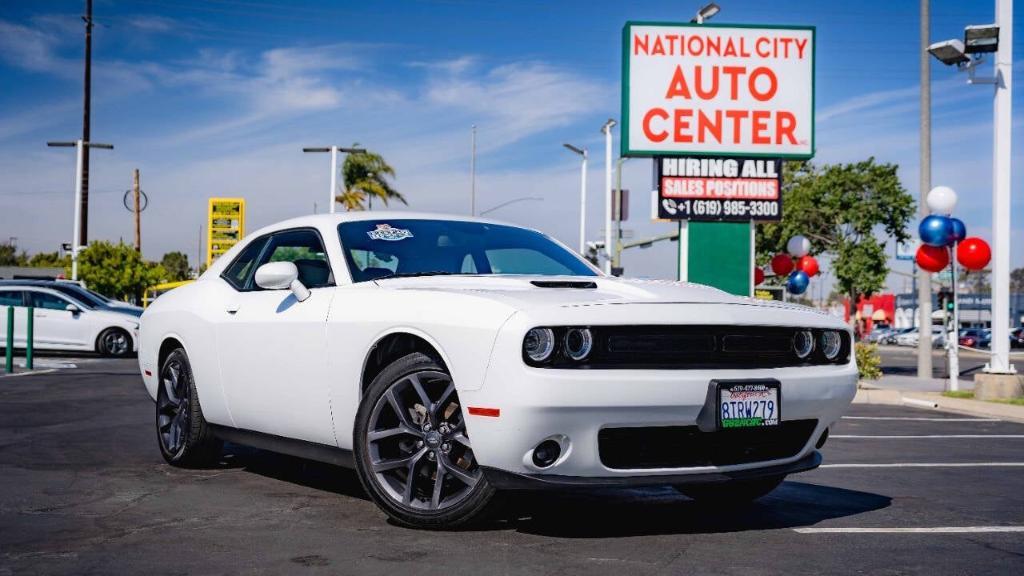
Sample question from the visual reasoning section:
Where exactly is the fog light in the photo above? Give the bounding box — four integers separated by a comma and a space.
532, 440, 561, 468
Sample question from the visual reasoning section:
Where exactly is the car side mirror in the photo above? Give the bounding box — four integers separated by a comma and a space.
65, 303, 80, 314
254, 261, 311, 302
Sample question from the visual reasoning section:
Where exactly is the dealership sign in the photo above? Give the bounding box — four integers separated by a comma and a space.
622, 22, 815, 158
656, 156, 782, 221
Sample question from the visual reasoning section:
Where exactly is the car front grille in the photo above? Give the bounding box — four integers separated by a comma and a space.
597, 419, 819, 470
533, 325, 850, 369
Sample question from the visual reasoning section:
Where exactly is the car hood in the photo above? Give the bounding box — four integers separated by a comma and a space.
372, 275, 828, 316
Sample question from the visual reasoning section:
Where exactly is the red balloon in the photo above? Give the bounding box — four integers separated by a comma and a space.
916, 244, 950, 273
796, 255, 819, 277
770, 253, 794, 276
754, 267, 765, 285
957, 237, 991, 271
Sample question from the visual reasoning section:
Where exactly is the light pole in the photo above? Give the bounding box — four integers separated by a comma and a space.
563, 143, 588, 254
927, 3, 1014, 377
917, 0, 933, 379
613, 157, 630, 272
47, 139, 113, 281
302, 146, 366, 214
470, 124, 477, 216
479, 197, 543, 216
601, 119, 616, 274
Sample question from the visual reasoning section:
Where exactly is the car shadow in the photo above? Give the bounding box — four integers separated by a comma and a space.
218, 443, 371, 502
498, 481, 891, 538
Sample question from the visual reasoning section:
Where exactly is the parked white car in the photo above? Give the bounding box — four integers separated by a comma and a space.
138, 213, 858, 529
0, 284, 140, 356
895, 326, 946, 348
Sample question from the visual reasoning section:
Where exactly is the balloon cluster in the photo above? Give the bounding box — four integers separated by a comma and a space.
915, 186, 991, 273
756, 235, 819, 295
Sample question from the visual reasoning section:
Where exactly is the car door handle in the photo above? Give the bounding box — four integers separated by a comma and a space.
226, 304, 240, 314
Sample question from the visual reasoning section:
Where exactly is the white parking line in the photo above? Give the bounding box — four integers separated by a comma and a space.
821, 462, 1024, 468
794, 526, 1024, 534
830, 435, 1024, 439
842, 416, 1001, 422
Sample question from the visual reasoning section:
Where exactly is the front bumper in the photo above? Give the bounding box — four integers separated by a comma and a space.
458, 322, 857, 484
482, 451, 822, 489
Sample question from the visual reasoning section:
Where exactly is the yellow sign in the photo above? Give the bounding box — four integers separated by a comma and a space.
207, 198, 245, 267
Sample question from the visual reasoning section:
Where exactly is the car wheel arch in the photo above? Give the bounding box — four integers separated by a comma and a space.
361, 330, 452, 395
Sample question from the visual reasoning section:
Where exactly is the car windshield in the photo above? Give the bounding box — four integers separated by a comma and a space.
338, 219, 597, 283
51, 284, 103, 308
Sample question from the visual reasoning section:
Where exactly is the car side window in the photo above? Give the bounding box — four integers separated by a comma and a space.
0, 290, 24, 307
256, 229, 333, 289
222, 237, 268, 291
30, 292, 71, 311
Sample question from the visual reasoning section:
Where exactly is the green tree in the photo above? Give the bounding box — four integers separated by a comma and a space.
1011, 267, 1024, 293
161, 251, 192, 282
757, 158, 915, 313
28, 251, 70, 270
338, 145, 405, 211
77, 241, 165, 302
0, 241, 27, 266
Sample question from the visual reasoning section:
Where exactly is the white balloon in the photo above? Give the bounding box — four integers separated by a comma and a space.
787, 235, 810, 258
926, 186, 958, 215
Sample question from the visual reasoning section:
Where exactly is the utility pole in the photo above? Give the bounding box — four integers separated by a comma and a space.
197, 224, 203, 276
470, 125, 477, 216
917, 0, 934, 379
132, 169, 141, 252
80, 0, 93, 245
302, 146, 366, 213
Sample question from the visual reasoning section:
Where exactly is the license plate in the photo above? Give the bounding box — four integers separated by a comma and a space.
717, 380, 780, 429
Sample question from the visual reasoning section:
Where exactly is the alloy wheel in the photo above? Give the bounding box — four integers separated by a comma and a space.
157, 358, 191, 456
103, 330, 129, 356
365, 370, 481, 511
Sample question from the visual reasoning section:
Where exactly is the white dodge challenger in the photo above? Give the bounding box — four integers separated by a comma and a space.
138, 213, 857, 529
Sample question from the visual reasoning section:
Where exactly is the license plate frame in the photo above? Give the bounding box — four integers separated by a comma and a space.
715, 379, 781, 430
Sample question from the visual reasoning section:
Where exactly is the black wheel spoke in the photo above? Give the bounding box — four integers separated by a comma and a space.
366, 368, 477, 512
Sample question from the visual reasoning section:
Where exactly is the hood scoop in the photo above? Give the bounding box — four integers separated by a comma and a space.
530, 280, 598, 289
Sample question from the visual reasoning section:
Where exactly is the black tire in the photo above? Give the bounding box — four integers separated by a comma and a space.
156, 348, 222, 467
96, 327, 133, 358
354, 352, 497, 529
674, 475, 785, 505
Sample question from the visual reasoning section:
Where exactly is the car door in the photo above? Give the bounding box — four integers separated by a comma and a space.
0, 290, 27, 348
215, 228, 337, 446
27, 290, 91, 349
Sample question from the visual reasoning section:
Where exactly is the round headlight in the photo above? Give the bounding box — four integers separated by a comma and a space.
821, 330, 842, 360
564, 328, 593, 361
524, 328, 555, 363
793, 330, 814, 359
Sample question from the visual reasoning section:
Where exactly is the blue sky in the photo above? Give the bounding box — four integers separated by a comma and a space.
0, 0, 1021, 291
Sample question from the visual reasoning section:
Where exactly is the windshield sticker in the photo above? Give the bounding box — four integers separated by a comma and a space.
367, 224, 413, 241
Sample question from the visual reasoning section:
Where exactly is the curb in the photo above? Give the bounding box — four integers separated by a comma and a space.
854, 385, 1024, 424
0, 368, 58, 378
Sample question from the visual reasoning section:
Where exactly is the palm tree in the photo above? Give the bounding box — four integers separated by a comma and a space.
337, 145, 405, 211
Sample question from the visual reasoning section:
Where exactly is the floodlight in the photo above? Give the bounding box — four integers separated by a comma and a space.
964, 24, 999, 54
691, 2, 720, 24
928, 39, 969, 66
563, 143, 585, 156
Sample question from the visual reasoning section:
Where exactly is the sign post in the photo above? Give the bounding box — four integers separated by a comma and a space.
622, 21, 815, 295
207, 198, 246, 268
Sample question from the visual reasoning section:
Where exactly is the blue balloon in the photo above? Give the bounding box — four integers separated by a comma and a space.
787, 270, 810, 295
950, 217, 967, 243
919, 215, 954, 247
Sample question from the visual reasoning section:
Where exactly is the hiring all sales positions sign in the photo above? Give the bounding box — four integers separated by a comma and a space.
622, 22, 815, 159
656, 156, 782, 222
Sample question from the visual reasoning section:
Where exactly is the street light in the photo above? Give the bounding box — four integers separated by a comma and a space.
691, 2, 720, 24
479, 197, 543, 216
927, 1, 1014, 378
47, 140, 113, 281
927, 39, 970, 66
563, 143, 588, 254
302, 145, 366, 214
600, 119, 616, 275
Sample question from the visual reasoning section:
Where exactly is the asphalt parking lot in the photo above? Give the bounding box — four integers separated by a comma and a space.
2, 359, 1023, 575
